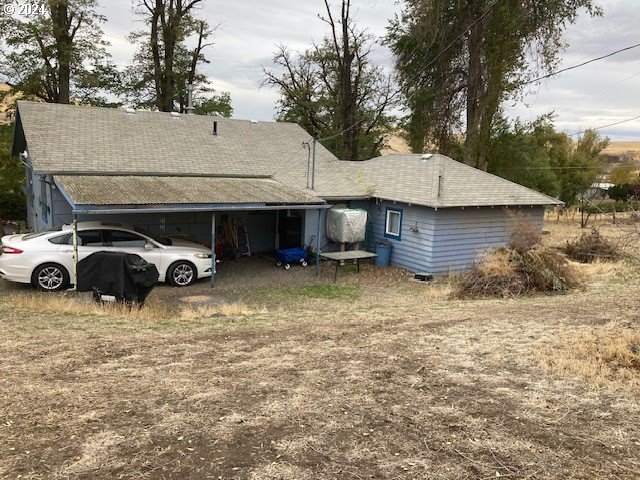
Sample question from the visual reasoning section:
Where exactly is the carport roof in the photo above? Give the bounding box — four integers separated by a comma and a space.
54, 175, 325, 207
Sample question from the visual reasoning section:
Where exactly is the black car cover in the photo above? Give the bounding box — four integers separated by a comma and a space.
77, 251, 159, 304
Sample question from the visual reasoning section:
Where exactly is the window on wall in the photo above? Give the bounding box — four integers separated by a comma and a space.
385, 208, 402, 239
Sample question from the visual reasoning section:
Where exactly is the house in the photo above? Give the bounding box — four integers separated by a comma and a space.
12, 101, 562, 278
582, 182, 614, 201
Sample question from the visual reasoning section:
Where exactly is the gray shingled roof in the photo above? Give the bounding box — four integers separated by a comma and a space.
349, 154, 563, 207
16, 101, 366, 199
17, 102, 561, 209
55, 175, 324, 206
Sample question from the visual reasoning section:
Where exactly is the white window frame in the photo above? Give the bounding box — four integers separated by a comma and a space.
385, 208, 402, 238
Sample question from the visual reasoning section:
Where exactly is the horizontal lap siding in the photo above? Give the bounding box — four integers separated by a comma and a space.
430, 207, 544, 275
367, 201, 435, 273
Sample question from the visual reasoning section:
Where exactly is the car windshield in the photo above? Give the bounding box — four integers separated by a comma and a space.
21, 226, 63, 240
134, 227, 173, 246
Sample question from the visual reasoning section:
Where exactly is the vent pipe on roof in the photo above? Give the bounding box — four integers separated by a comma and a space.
437, 160, 444, 199
185, 83, 195, 115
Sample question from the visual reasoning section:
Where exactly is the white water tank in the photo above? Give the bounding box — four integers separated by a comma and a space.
326, 206, 367, 243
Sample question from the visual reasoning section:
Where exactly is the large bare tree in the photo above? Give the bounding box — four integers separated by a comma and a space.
263, 0, 394, 161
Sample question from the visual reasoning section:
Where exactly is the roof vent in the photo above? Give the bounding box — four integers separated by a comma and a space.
421, 153, 433, 160
213, 121, 218, 136
124, 107, 136, 115
170, 111, 180, 118
250, 119, 259, 124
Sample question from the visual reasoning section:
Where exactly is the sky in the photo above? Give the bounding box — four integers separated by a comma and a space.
99, 0, 639, 140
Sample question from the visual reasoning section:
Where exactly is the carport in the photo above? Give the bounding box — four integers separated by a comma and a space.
53, 174, 329, 287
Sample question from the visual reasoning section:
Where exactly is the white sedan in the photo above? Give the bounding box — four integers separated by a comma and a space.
0, 221, 213, 291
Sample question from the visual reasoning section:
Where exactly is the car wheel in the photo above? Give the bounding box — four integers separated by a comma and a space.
32, 263, 70, 292
167, 261, 197, 287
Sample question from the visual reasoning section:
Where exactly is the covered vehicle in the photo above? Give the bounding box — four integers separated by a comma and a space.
77, 251, 159, 304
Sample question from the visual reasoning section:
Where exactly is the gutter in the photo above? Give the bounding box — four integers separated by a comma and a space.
72, 203, 331, 215
43, 170, 273, 179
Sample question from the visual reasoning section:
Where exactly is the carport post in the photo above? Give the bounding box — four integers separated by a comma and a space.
315, 207, 322, 275
72, 214, 78, 291
210, 213, 216, 286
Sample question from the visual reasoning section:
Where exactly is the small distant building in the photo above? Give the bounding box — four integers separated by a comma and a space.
582, 182, 614, 200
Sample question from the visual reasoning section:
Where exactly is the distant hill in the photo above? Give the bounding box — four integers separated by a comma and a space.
0, 83, 43, 125
381, 132, 640, 177
600, 142, 640, 172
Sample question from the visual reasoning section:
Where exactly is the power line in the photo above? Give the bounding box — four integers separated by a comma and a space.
568, 114, 640, 137
524, 41, 640, 85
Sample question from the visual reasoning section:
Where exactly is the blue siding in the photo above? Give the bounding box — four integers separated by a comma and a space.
366, 200, 435, 273
429, 206, 544, 274
356, 200, 544, 275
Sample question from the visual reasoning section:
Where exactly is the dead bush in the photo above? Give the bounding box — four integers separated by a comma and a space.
564, 228, 621, 263
507, 212, 541, 254
452, 246, 581, 299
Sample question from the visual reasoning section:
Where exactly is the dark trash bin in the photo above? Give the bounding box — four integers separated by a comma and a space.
375, 242, 392, 267
77, 252, 159, 305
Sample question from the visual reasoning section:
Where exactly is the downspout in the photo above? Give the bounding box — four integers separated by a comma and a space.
210, 213, 216, 286
315, 207, 322, 274
72, 214, 78, 291
311, 138, 317, 190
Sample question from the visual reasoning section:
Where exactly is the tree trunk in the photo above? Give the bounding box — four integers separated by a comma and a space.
49, 0, 72, 104
463, 2, 484, 169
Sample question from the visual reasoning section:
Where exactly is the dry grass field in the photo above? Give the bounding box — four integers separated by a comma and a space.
1, 219, 639, 479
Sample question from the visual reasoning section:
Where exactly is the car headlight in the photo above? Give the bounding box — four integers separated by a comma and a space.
194, 253, 212, 259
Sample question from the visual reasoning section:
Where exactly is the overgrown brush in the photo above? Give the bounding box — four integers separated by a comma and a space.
453, 214, 580, 299
507, 212, 541, 254
452, 246, 581, 299
564, 228, 621, 263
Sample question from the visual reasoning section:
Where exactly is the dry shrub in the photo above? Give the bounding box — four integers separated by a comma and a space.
507, 211, 542, 254
565, 228, 621, 263
538, 327, 640, 389
453, 246, 581, 299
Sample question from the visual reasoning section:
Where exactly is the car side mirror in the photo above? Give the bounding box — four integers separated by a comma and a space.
144, 243, 154, 251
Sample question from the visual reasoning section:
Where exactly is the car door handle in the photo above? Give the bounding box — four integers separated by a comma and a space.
60, 249, 73, 253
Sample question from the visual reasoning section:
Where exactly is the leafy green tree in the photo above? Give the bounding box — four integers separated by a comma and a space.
123, 1, 232, 115
608, 161, 639, 185
0, 0, 118, 105
387, 0, 600, 169
487, 115, 561, 197
0, 123, 26, 222
263, 0, 395, 161
608, 184, 631, 201
487, 115, 607, 205
560, 129, 608, 206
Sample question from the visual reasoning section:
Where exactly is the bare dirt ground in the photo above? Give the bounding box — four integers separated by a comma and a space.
1, 220, 639, 479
